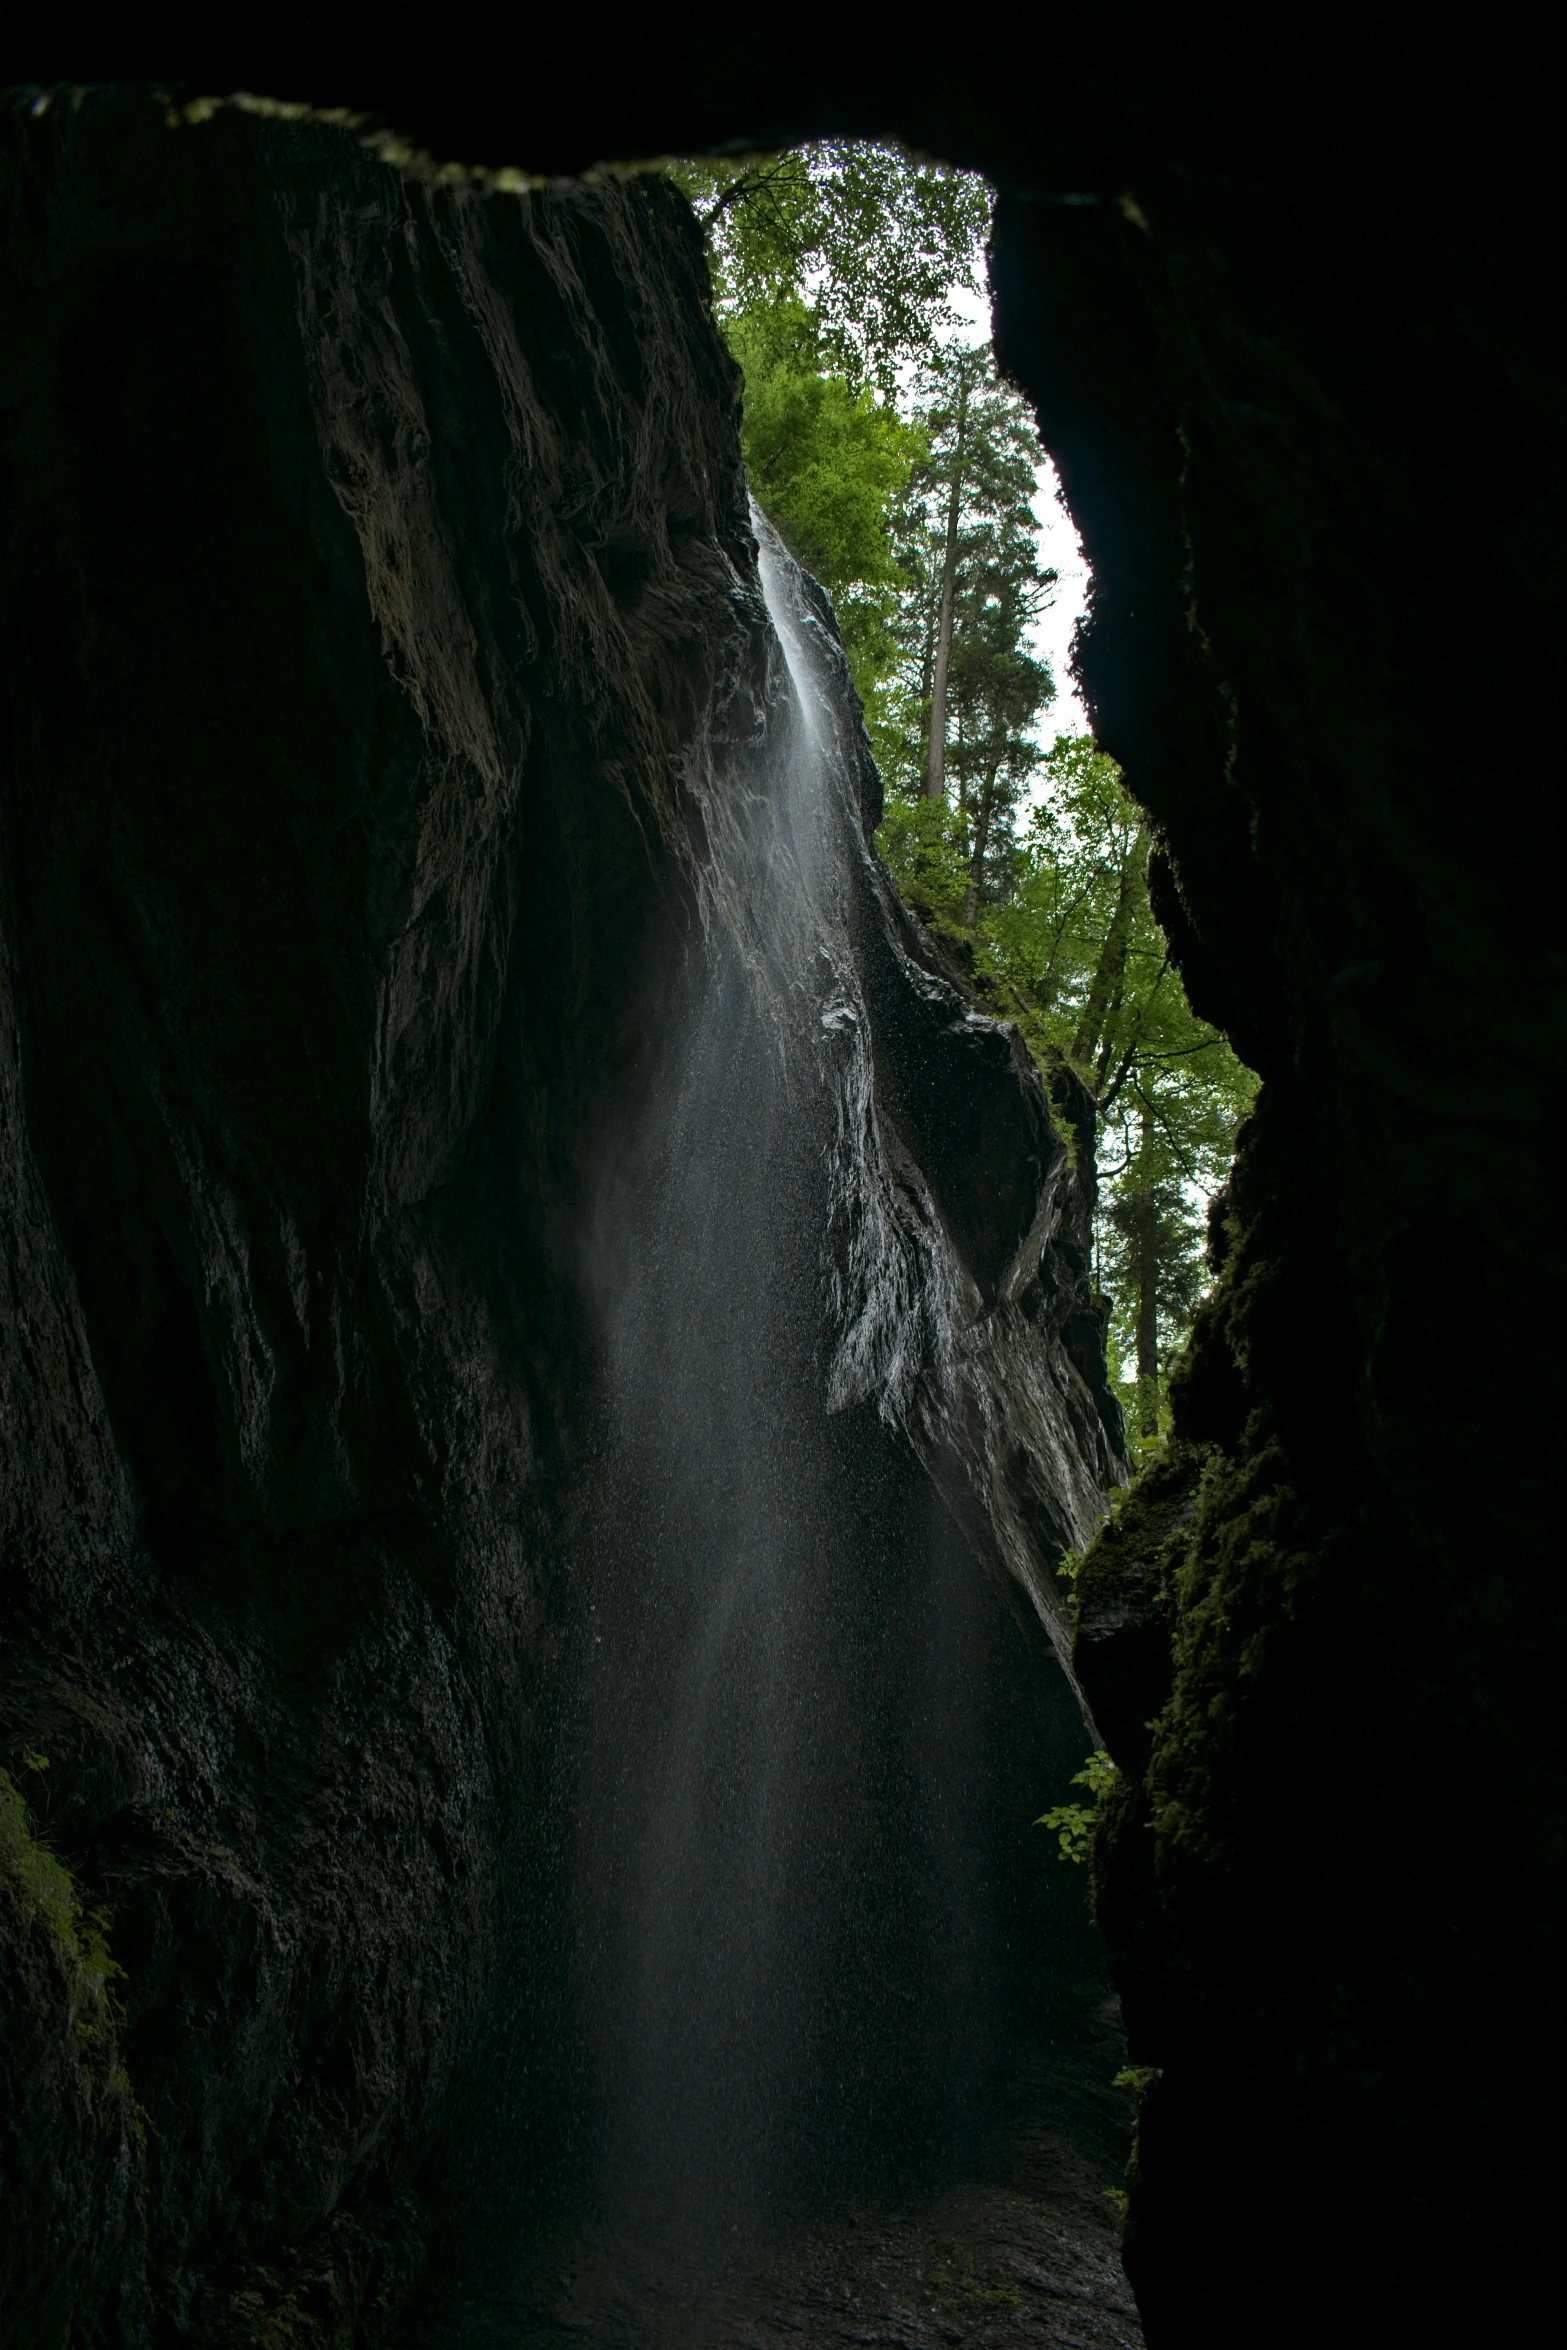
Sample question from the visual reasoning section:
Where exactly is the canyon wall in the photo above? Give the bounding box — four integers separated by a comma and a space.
3, 22, 1557, 2336
990, 160, 1558, 2346
0, 93, 1121, 2342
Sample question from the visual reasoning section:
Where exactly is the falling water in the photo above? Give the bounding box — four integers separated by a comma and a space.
558, 511, 1105, 2254
575, 518, 925, 2233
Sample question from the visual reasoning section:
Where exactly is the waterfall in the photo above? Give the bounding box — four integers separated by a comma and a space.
558, 508, 1117, 2251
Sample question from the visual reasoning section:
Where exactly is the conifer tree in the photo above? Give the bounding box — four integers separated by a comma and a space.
677, 144, 1258, 1439
880, 736, 1257, 1439
884, 342, 1057, 835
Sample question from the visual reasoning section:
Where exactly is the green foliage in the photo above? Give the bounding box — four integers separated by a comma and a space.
671, 144, 1000, 757
873, 790, 973, 931
1036, 1748, 1117, 1863
670, 143, 990, 395
732, 307, 921, 588
881, 734, 1259, 1435
726, 303, 925, 739
677, 140, 1256, 1431
876, 339, 1057, 824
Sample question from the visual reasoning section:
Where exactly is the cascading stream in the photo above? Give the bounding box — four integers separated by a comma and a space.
558, 511, 1112, 2252
572, 514, 966, 2238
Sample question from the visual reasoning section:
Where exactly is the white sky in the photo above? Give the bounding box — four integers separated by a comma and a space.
946, 278, 1093, 743
1026, 460, 1093, 742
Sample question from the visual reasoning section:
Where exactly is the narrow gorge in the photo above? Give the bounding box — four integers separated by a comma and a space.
2, 22, 1558, 2349
2, 94, 1138, 2347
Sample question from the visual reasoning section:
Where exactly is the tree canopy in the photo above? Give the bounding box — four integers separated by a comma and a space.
879, 738, 1258, 1447
670, 144, 995, 749
724, 303, 926, 723
670, 143, 990, 394
674, 143, 1259, 1452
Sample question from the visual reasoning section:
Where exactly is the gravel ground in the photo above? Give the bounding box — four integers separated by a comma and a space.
412, 2022, 1145, 2350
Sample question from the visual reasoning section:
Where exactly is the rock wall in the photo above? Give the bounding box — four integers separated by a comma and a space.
988, 135, 1559, 2350
0, 93, 1120, 2342
0, 89, 751, 2340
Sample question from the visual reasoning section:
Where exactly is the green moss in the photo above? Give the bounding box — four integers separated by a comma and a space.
1114, 2065, 1161, 2101
1071, 1171, 1353, 2256
0, 1763, 124, 2014
1145, 1427, 1310, 1865
1075, 1434, 1208, 1621
1075, 1197, 1298, 1857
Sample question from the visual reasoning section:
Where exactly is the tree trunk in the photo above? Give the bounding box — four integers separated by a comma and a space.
964, 760, 1000, 928
1134, 1196, 1161, 1440
926, 565, 957, 800
1072, 827, 1149, 1072
924, 374, 970, 801
919, 574, 939, 705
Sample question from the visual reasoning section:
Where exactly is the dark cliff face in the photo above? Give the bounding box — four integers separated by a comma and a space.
0, 91, 753, 2340
0, 94, 1120, 2343
988, 172, 1559, 2345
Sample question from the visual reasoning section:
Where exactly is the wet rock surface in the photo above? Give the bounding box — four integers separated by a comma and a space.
990, 160, 1560, 2345
428, 2185, 1140, 2350
0, 86, 753, 2338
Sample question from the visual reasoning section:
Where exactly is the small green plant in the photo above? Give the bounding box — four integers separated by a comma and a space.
1035, 1748, 1116, 1863
1103, 2186, 1130, 2221
1114, 2065, 1160, 2102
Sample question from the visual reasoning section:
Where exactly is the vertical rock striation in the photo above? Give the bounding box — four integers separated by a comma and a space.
0, 87, 751, 2339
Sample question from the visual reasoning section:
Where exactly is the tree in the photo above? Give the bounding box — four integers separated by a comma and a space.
885, 343, 1056, 811
670, 144, 991, 395
675, 162, 1050, 808
1105, 1143, 1205, 1443
924, 351, 974, 798
671, 149, 978, 743
726, 304, 926, 731
879, 737, 1259, 1443
675, 144, 1256, 1436
946, 550, 1054, 922
994, 740, 1257, 1445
